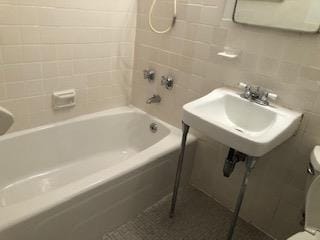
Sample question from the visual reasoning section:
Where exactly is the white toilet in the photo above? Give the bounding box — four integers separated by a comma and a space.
288, 146, 320, 240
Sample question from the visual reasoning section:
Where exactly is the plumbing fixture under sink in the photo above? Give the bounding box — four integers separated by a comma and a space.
223, 148, 247, 177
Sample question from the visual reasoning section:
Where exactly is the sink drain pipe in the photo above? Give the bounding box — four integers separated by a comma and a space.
223, 148, 248, 177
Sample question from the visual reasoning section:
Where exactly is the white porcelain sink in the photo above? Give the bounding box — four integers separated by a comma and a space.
183, 88, 302, 157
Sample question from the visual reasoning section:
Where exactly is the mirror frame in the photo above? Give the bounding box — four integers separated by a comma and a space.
232, 0, 320, 34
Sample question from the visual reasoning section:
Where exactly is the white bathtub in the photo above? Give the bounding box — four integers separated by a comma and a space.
0, 106, 196, 240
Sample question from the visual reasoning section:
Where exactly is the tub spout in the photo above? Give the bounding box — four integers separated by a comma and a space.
146, 95, 161, 104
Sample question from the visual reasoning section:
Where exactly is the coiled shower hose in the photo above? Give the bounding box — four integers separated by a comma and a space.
148, 0, 177, 34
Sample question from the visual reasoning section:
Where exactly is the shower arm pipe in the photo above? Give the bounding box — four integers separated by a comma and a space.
148, 0, 177, 34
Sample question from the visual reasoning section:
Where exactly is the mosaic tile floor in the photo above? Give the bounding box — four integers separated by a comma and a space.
103, 186, 273, 240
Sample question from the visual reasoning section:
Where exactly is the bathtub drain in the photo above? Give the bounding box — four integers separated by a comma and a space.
150, 123, 158, 133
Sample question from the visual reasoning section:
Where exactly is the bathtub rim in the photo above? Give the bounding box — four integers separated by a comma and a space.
0, 106, 165, 141
0, 105, 196, 232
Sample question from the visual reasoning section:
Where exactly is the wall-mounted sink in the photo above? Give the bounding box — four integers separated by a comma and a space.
183, 88, 302, 157
171, 86, 303, 240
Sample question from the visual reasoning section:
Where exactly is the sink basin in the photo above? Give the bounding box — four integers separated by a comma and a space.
183, 88, 302, 157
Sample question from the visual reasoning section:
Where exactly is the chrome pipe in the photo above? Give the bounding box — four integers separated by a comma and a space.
227, 156, 256, 240
169, 121, 190, 218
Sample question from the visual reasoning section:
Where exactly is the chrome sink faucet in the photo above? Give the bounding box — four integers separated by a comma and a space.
146, 94, 161, 104
239, 82, 277, 106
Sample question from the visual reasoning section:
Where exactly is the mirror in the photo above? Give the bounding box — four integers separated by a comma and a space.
233, 0, 320, 33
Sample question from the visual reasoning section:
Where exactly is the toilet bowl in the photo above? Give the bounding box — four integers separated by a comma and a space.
288, 146, 320, 240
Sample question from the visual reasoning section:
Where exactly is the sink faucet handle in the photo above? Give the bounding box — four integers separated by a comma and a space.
239, 82, 248, 90
267, 92, 278, 101
257, 91, 278, 106
239, 82, 252, 99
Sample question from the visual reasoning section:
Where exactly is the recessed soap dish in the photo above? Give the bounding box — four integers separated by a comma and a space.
52, 89, 76, 110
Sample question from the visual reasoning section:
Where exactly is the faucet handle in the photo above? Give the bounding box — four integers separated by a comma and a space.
161, 75, 174, 90
267, 93, 278, 101
239, 82, 252, 99
239, 82, 248, 90
239, 82, 278, 105
257, 91, 278, 106
144, 69, 155, 81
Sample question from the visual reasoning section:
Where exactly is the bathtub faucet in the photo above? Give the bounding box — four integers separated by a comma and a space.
146, 94, 161, 104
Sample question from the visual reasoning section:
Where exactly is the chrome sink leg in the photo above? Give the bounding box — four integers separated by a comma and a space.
169, 121, 190, 218
227, 156, 256, 240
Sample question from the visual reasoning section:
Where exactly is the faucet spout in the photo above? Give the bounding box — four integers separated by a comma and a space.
239, 83, 277, 106
146, 94, 161, 104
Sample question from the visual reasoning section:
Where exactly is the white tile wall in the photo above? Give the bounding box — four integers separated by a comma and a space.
1, 0, 319, 239
0, 0, 137, 131
131, 0, 320, 239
